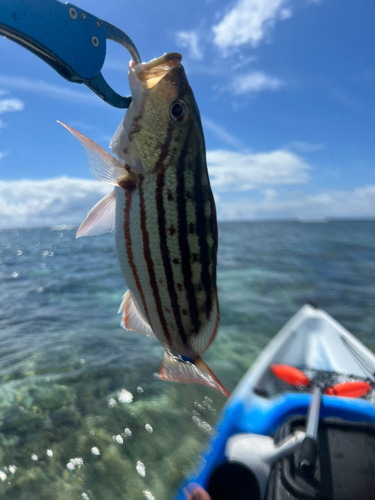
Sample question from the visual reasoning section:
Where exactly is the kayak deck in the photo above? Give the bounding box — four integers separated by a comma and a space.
235, 304, 375, 402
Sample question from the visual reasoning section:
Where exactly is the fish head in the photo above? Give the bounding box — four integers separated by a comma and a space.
110, 53, 203, 173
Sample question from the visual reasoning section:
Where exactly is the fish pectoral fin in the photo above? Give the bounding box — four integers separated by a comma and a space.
76, 189, 116, 238
118, 290, 154, 337
57, 121, 126, 185
159, 353, 230, 397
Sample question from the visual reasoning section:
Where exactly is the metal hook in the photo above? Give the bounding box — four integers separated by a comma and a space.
0, 0, 141, 108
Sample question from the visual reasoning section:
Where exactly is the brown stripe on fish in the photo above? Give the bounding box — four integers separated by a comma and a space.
176, 131, 200, 334
208, 296, 220, 347
152, 66, 189, 171
123, 189, 151, 325
139, 175, 172, 345
209, 188, 218, 278
155, 121, 175, 170
193, 148, 216, 320
156, 171, 187, 345
126, 90, 148, 148
162, 167, 191, 340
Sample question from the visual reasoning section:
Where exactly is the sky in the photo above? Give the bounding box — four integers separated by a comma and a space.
1, 0, 375, 228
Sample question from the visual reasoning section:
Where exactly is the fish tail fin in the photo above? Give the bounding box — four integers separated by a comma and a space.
159, 353, 230, 398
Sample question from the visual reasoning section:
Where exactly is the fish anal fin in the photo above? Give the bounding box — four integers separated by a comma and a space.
76, 190, 116, 238
119, 290, 154, 337
159, 353, 229, 397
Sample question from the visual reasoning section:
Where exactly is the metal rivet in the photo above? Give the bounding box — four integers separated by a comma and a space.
95, 21, 101, 28
81, 12, 86, 20
92, 36, 99, 47
69, 7, 77, 19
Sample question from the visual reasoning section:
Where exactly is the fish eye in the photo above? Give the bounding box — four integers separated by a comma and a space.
170, 100, 188, 123
171, 102, 183, 117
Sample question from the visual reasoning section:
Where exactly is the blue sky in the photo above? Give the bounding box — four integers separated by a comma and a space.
1, 0, 375, 227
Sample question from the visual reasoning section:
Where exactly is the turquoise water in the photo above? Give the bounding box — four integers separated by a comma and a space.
0, 221, 374, 499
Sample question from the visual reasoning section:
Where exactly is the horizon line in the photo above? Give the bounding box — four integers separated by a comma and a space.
1, 217, 375, 232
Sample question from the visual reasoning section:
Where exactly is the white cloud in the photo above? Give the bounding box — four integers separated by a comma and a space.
263, 188, 278, 202
0, 98, 24, 114
0, 177, 111, 229
175, 31, 203, 61
212, 0, 292, 50
216, 185, 375, 221
0, 76, 103, 105
2, 176, 375, 228
228, 71, 285, 94
231, 55, 257, 71
287, 141, 325, 152
280, 7, 292, 19
202, 118, 244, 149
207, 149, 310, 190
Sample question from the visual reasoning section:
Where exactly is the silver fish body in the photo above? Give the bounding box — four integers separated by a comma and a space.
114, 157, 218, 356
59, 54, 228, 397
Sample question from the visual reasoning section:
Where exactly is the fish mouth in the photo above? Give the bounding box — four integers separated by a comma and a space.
134, 52, 182, 89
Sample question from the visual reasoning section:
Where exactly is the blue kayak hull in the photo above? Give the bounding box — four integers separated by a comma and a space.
175, 392, 375, 499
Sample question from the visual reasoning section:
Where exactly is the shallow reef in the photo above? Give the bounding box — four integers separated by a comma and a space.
1, 222, 375, 499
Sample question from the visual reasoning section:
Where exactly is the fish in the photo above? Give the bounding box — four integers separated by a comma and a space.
58, 52, 229, 397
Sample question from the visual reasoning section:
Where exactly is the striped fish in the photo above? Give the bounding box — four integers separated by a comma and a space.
59, 53, 229, 397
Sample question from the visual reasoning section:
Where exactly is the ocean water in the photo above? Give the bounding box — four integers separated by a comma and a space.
0, 220, 374, 500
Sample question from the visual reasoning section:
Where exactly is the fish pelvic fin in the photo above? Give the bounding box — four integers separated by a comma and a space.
159, 353, 230, 398
76, 189, 116, 238
57, 121, 128, 185
118, 290, 154, 337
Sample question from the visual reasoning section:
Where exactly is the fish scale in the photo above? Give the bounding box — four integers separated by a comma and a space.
116, 186, 151, 328
162, 171, 190, 332
143, 174, 177, 343
140, 176, 172, 343
155, 171, 188, 345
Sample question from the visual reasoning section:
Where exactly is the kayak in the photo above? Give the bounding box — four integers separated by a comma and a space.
175, 304, 375, 500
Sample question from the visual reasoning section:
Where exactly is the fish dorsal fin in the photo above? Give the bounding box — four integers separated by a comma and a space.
77, 190, 116, 238
159, 353, 229, 397
118, 290, 154, 337
187, 298, 219, 355
58, 122, 126, 185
